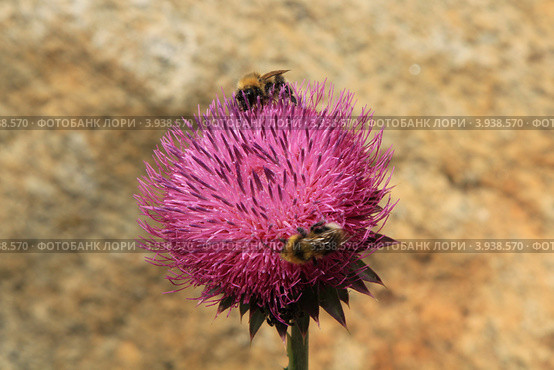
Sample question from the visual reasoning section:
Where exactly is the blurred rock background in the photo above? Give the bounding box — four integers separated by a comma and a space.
1, 0, 553, 369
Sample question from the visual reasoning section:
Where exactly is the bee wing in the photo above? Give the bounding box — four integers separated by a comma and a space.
260, 70, 290, 81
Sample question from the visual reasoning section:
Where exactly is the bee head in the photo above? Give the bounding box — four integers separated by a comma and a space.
285, 234, 303, 247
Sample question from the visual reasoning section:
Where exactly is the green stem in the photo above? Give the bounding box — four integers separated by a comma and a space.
286, 324, 309, 370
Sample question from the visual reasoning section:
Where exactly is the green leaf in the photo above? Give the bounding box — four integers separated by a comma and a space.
239, 302, 250, 320
318, 285, 346, 328
348, 275, 372, 296
299, 287, 319, 323
296, 314, 310, 339
337, 288, 349, 306
275, 321, 288, 343
371, 233, 397, 250
351, 259, 384, 286
217, 295, 235, 314
249, 307, 266, 340
202, 286, 221, 296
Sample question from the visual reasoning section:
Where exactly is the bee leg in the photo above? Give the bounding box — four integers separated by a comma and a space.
296, 227, 308, 237
282, 84, 297, 104
312, 257, 318, 266
310, 221, 325, 233
236, 91, 248, 111
267, 79, 296, 105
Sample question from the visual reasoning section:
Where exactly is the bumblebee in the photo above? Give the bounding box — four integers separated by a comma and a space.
236, 70, 297, 110
280, 222, 347, 264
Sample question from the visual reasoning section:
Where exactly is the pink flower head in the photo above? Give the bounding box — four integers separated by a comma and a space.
136, 81, 396, 340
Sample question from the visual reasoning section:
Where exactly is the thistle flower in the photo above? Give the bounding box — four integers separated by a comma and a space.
136, 81, 395, 343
